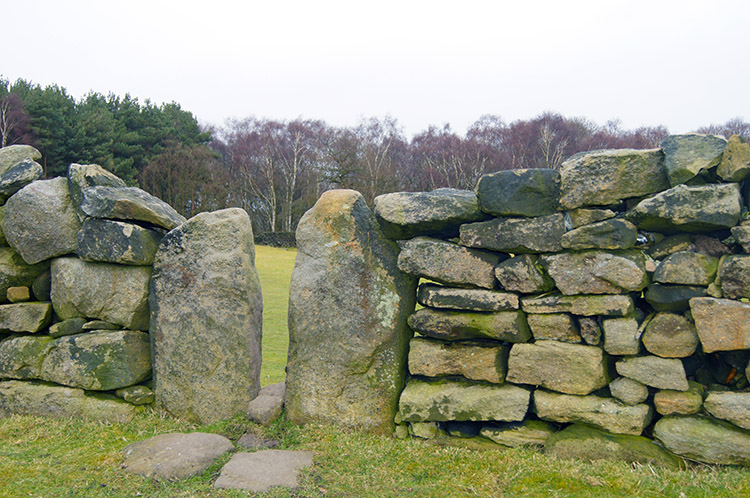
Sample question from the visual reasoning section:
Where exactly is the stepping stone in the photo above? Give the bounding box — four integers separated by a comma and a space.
121, 432, 234, 480
213, 450, 314, 491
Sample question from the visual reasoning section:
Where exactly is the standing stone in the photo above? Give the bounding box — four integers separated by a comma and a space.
0, 145, 41, 172
151, 208, 262, 425
66, 163, 127, 220
717, 255, 750, 299
602, 317, 642, 355
407, 308, 531, 343
609, 377, 649, 405
3, 178, 82, 264
77, 218, 163, 265
527, 313, 581, 343
560, 219, 638, 250
460, 213, 565, 254
0, 159, 44, 203
521, 294, 634, 316
717, 135, 750, 181
615, 355, 689, 391
474, 168, 560, 217
661, 133, 727, 186
495, 255, 555, 294
654, 381, 704, 416
690, 297, 750, 353
653, 251, 718, 286
540, 250, 648, 295
408, 337, 508, 383
654, 415, 750, 466
81, 186, 186, 230
641, 313, 699, 358
373, 188, 484, 239
397, 237, 501, 289
286, 190, 415, 434
416, 283, 518, 311
51, 257, 151, 330
558, 148, 668, 209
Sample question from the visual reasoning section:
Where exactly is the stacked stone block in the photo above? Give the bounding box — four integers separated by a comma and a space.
377, 134, 750, 466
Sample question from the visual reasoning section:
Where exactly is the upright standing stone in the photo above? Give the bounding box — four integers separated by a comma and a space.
286, 190, 416, 434
150, 208, 262, 424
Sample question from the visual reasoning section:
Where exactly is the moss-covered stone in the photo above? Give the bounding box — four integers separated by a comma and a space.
661, 133, 727, 186
475, 168, 560, 217
66, 163, 127, 221
460, 213, 565, 254
408, 308, 531, 342
0, 145, 41, 174
480, 420, 556, 447
561, 219, 637, 250
645, 284, 706, 312
81, 186, 186, 230
565, 208, 617, 229
654, 381, 704, 416
77, 218, 163, 266
0, 335, 53, 379
653, 251, 718, 286
0, 247, 50, 305
495, 254, 555, 294
704, 391, 750, 429
48, 317, 87, 338
654, 415, 750, 465
408, 337, 508, 383
609, 377, 649, 405
416, 283, 518, 311
0, 159, 43, 203
540, 250, 648, 295
0, 302, 52, 333
527, 313, 581, 343
717, 135, 750, 181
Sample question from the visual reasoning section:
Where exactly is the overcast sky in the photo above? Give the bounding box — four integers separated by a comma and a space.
3, 0, 748, 137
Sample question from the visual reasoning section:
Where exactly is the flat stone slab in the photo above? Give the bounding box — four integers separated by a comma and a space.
540, 250, 648, 295
521, 294, 634, 317
645, 284, 706, 312
615, 355, 688, 391
0, 145, 41, 173
407, 308, 531, 342
460, 213, 565, 254
122, 432, 234, 480
690, 297, 750, 353
654, 415, 750, 466
408, 337, 508, 383
417, 283, 518, 311
527, 313, 581, 343
81, 186, 186, 230
237, 433, 280, 449
480, 420, 556, 447
67, 163, 127, 220
214, 450, 314, 491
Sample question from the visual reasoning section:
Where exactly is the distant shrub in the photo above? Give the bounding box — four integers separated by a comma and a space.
255, 231, 296, 248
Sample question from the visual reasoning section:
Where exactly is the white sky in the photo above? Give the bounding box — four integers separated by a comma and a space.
3, 0, 748, 137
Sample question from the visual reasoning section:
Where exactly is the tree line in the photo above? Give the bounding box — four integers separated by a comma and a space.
2, 77, 748, 233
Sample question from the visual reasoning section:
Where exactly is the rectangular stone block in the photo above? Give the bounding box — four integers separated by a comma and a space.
408, 337, 508, 383
407, 308, 531, 343
521, 294, 634, 317
459, 213, 565, 254
417, 283, 518, 311
690, 297, 750, 353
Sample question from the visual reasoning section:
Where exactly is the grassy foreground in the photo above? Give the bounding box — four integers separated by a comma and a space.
2, 246, 750, 497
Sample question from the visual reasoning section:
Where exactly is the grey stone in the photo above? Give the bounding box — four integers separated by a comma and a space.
247, 393, 284, 426
507, 340, 609, 395
286, 191, 415, 434
460, 213, 565, 254
653, 251, 718, 286
602, 317, 642, 355
717, 255, 750, 299
650, 234, 695, 260
409, 422, 445, 439
690, 297, 750, 353
0, 205, 6, 245
0, 159, 43, 203
373, 188, 484, 239
0, 302, 52, 333
654, 415, 750, 466
475, 168, 560, 217
534, 389, 653, 435
398, 378, 530, 422
627, 183, 742, 233
31, 270, 50, 302
82, 320, 120, 330
642, 312, 699, 358
704, 391, 750, 430
559, 148, 668, 209
540, 250, 648, 295
398, 236, 500, 289
565, 208, 617, 229
0, 379, 136, 422
66, 163, 127, 221
408, 337, 508, 383
0, 248, 49, 304
731, 225, 750, 253
527, 313, 580, 343
151, 208, 262, 425
609, 377, 649, 405
6, 286, 29, 303
81, 186, 186, 230
494, 255, 555, 294
259, 382, 286, 398
654, 381, 704, 416
578, 317, 602, 345
544, 423, 683, 469
645, 284, 706, 312
615, 355, 688, 391
661, 133, 727, 186
560, 219, 637, 250
214, 450, 314, 491
115, 385, 155, 405
0, 145, 41, 173
408, 308, 531, 342
0, 335, 53, 379
51, 257, 151, 330
77, 218, 162, 265
717, 134, 750, 182
417, 283, 518, 311
237, 433, 280, 449
694, 234, 732, 258
521, 294, 634, 316
480, 420, 556, 447
3, 178, 82, 264
122, 432, 234, 480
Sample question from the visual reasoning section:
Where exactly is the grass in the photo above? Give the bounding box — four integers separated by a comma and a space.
2, 245, 750, 497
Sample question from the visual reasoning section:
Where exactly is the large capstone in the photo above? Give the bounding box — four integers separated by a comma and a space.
521, 294, 634, 316
661, 133, 727, 186
408, 337, 508, 383
286, 190, 415, 434
626, 183, 742, 233
0, 159, 43, 203
459, 213, 565, 254
615, 355, 688, 391
51, 257, 151, 330
416, 283, 518, 311
474, 168, 560, 217
558, 148, 667, 209
3, 178, 82, 264
150, 208, 262, 424
81, 186, 186, 230
77, 218, 163, 265
67, 163, 127, 220
373, 188, 484, 239
690, 297, 750, 353
560, 219, 638, 250
540, 250, 648, 295
407, 308, 531, 342
495, 254, 555, 294
654, 415, 750, 466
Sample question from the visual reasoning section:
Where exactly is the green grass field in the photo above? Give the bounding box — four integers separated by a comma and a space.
2, 245, 750, 497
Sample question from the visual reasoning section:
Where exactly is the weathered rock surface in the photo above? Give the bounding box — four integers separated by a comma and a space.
48, 317, 87, 338
121, 432, 234, 480
77, 218, 162, 265
494, 254, 555, 294
0, 145, 41, 173
661, 133, 727, 186
3, 178, 82, 264
0, 159, 43, 203
373, 188, 484, 239
6, 286, 30, 303
460, 213, 565, 254
731, 225, 750, 253
0, 302, 52, 333
475, 168, 560, 217
31, 270, 51, 302
704, 392, 750, 430
544, 423, 682, 469
0, 248, 49, 304
626, 183, 742, 233
0, 335, 53, 379
565, 208, 617, 229
717, 134, 750, 181
558, 148, 667, 209
51, 257, 151, 330
653, 251, 718, 286
399, 378, 530, 422
540, 250, 648, 295
286, 190, 415, 434
480, 420, 556, 447
527, 313, 581, 343
66, 163, 127, 220
408, 308, 531, 342
408, 337, 508, 383
214, 450, 314, 492
81, 186, 186, 230
237, 433, 280, 449
247, 383, 285, 426
151, 208, 262, 425
115, 385, 155, 405
690, 297, 750, 353
507, 341, 608, 395
398, 237, 500, 289
654, 415, 750, 466
602, 317, 641, 355
654, 382, 704, 416
578, 317, 602, 345
561, 219, 638, 250
609, 377, 649, 405
417, 283, 518, 311
0, 379, 136, 422
39, 330, 151, 391
615, 355, 688, 391
717, 255, 750, 299
650, 234, 695, 260
645, 284, 706, 312
641, 312, 699, 358
521, 294, 634, 316
534, 389, 653, 435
